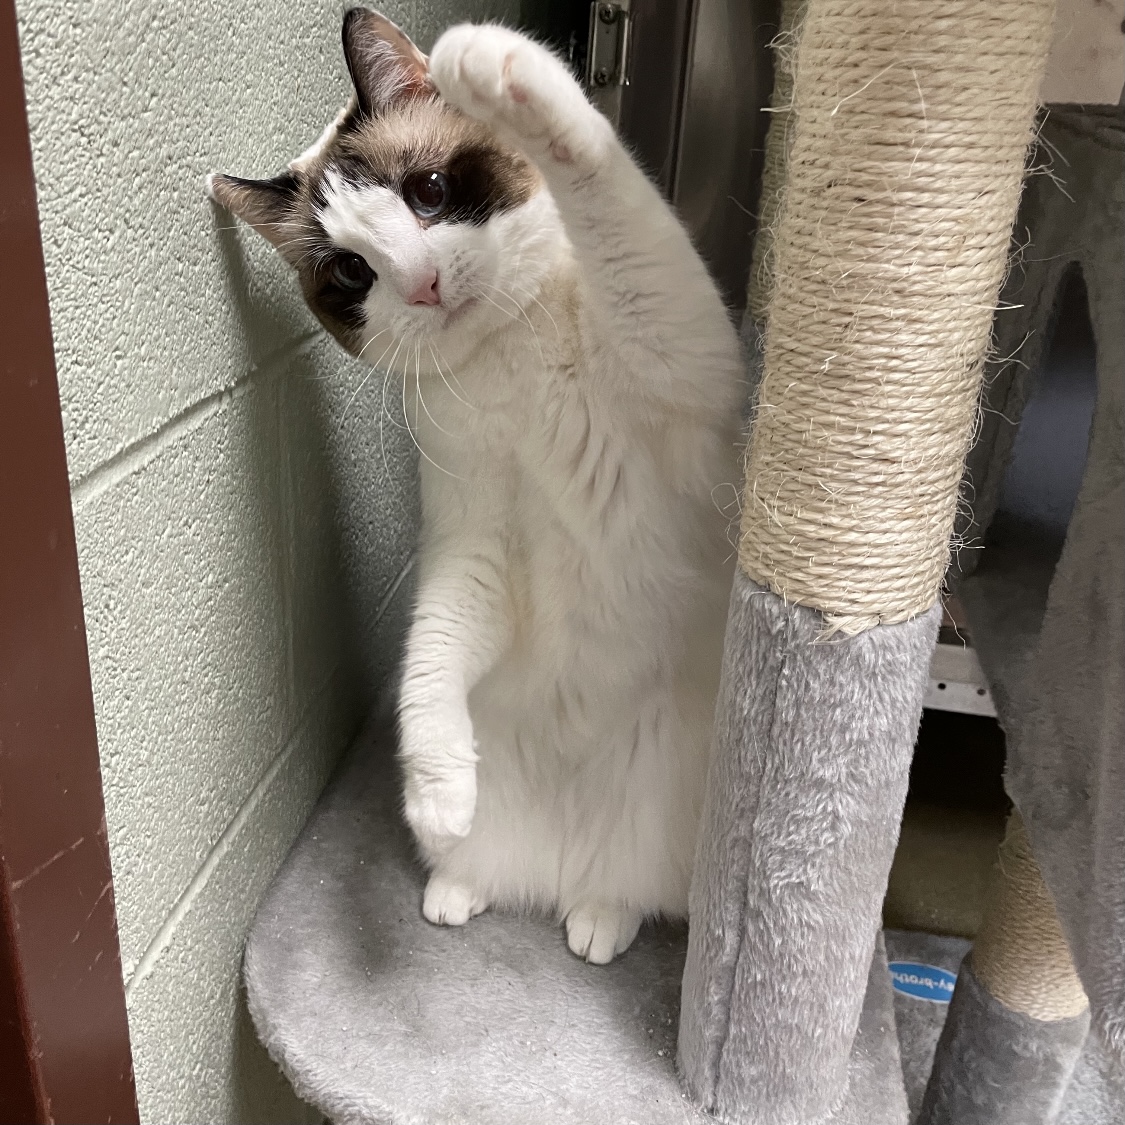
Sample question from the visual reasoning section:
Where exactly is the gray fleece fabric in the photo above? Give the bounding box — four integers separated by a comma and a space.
885, 929, 1124, 1125
243, 720, 908, 1125
954, 105, 1125, 1065
679, 572, 934, 1125
917, 960, 1090, 1125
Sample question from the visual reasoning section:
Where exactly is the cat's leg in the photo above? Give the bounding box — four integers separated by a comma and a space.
560, 686, 709, 962
430, 26, 728, 354
422, 724, 563, 926
399, 546, 510, 861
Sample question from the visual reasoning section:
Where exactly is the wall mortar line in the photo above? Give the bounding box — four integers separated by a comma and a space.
123, 661, 341, 998
70, 331, 321, 513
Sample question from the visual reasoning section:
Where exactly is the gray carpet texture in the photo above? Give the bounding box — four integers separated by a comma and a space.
244, 722, 909, 1125
886, 930, 1124, 1125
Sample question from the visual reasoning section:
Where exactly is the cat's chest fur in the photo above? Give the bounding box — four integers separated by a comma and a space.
411, 298, 733, 691
414, 305, 683, 551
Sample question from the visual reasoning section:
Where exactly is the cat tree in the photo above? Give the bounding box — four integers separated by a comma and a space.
678, 1, 1056, 1122
239, 2, 1124, 1123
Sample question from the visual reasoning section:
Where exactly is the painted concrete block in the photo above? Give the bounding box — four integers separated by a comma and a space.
414, 0, 522, 49
125, 674, 352, 1124
276, 356, 360, 723
17, 0, 415, 480
304, 333, 421, 691
76, 377, 296, 974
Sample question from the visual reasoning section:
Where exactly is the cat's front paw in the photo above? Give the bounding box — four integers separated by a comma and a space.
403, 762, 477, 857
430, 24, 610, 166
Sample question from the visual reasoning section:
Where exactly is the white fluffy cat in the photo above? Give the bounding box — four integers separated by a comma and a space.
210, 8, 743, 963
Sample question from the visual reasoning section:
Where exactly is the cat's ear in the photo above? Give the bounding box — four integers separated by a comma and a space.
206, 172, 299, 255
342, 7, 435, 117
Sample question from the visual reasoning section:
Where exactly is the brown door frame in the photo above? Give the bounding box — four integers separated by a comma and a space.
1, 1, 138, 1120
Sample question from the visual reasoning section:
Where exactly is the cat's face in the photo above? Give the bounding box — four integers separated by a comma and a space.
208, 8, 552, 364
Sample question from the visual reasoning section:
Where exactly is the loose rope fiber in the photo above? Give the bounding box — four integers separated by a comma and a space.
739, 0, 1055, 633
746, 0, 806, 323
972, 812, 1089, 1020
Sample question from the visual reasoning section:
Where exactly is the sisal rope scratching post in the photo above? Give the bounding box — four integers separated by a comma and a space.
972, 813, 1088, 1022
679, 2, 1054, 1122
918, 812, 1091, 1125
740, 2, 1055, 635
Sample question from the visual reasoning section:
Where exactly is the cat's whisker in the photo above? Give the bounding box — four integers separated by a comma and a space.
479, 281, 532, 330
413, 344, 459, 438
369, 336, 409, 479
344, 333, 402, 429
382, 333, 414, 429
380, 335, 409, 430
337, 368, 377, 431
356, 326, 393, 360
473, 287, 523, 324
334, 327, 395, 423
378, 396, 391, 481
429, 340, 477, 408
511, 282, 561, 339
401, 340, 464, 480
476, 282, 545, 366
427, 342, 478, 412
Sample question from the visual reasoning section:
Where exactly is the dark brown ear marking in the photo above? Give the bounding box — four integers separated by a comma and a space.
207, 172, 299, 251
342, 8, 436, 118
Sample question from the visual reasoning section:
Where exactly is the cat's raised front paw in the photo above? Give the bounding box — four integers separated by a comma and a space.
423, 874, 488, 926
430, 24, 609, 165
403, 764, 476, 857
565, 901, 642, 964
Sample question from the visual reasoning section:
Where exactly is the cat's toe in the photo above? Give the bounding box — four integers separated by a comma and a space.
565, 902, 642, 964
423, 876, 488, 927
430, 25, 510, 119
431, 25, 583, 149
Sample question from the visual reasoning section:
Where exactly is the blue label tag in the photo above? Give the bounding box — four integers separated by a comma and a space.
888, 961, 958, 1004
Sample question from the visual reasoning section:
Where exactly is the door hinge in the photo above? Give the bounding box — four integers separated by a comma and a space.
585, 1, 633, 125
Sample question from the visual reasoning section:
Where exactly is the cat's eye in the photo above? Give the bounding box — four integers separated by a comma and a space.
330, 253, 375, 292
406, 171, 451, 220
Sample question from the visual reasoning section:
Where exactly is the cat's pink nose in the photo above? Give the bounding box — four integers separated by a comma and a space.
407, 271, 441, 307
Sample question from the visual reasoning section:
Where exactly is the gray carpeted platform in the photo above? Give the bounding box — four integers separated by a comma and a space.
245, 724, 909, 1125
885, 930, 1124, 1124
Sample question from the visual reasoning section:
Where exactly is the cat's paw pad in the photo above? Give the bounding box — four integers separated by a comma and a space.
423, 875, 488, 926
565, 902, 643, 964
403, 766, 476, 857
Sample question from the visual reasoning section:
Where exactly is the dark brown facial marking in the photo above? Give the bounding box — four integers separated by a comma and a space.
298, 250, 372, 348
445, 142, 538, 225
313, 103, 539, 229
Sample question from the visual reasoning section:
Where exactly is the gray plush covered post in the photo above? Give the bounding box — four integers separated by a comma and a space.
924, 104, 1125, 1123
677, 1, 1054, 1121
954, 105, 1125, 1061
918, 961, 1091, 1125
679, 578, 937, 1123
918, 816, 1092, 1125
